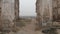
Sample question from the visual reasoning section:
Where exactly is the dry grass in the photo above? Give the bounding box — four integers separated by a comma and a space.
35, 23, 42, 31
12, 26, 20, 32
14, 19, 26, 28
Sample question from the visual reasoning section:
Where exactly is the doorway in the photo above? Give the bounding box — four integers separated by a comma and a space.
19, 0, 37, 18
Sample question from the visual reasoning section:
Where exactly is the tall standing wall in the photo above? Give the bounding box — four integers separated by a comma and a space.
36, 0, 52, 28
1, 0, 15, 33
15, 0, 19, 20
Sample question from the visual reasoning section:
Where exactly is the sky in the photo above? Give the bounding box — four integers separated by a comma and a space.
19, 0, 36, 16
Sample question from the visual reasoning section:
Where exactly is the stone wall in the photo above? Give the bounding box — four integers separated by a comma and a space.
0, 0, 1, 16
1, 0, 15, 32
36, 0, 52, 28
53, 0, 60, 21
0, 0, 1, 19
36, 0, 42, 28
0, 0, 60, 32
0, 0, 2, 30
0, 0, 19, 33
2, 0, 15, 21
15, 0, 19, 20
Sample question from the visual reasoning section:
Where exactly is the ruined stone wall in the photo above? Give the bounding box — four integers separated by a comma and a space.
53, 0, 60, 21
0, 0, 1, 16
36, 0, 52, 28
52, 0, 58, 21
0, 0, 1, 21
0, 0, 1, 19
15, 0, 19, 20
58, 0, 60, 20
1, 0, 15, 32
0, 0, 20, 33
36, 0, 42, 28
2, 0, 15, 21
0, 0, 2, 30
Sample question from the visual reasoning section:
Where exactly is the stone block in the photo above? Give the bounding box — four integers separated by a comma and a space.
52, 0, 57, 8
58, 8, 60, 14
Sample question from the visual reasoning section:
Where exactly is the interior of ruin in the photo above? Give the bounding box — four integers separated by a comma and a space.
0, 0, 60, 34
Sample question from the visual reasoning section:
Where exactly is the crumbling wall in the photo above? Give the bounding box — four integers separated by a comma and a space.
52, 0, 58, 21
36, 0, 42, 28
53, 0, 60, 21
36, 0, 52, 28
0, 0, 19, 33
57, 0, 60, 20
0, 0, 2, 31
0, 0, 1, 20
0, 1, 1, 21
0, 0, 1, 16
1, 0, 15, 33
15, 0, 19, 20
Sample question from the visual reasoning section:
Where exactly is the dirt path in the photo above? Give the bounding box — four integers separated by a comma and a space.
9, 19, 60, 34
16, 19, 43, 34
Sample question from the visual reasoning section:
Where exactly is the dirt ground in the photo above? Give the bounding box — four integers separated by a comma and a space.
9, 19, 60, 34
9, 19, 43, 34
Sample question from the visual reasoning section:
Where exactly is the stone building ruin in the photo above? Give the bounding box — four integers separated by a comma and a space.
0, 0, 60, 34
36, 0, 60, 28
0, 0, 19, 33
36, 0, 52, 29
